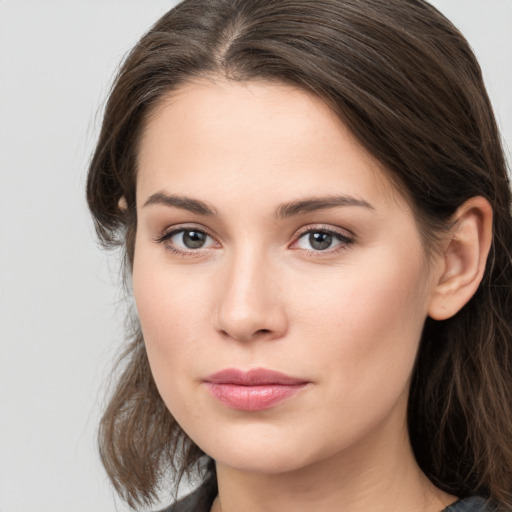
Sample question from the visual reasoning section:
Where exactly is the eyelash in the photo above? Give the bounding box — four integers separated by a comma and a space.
154, 226, 217, 257
292, 225, 355, 256
154, 225, 355, 257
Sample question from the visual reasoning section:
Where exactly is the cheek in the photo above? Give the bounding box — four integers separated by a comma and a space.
290, 250, 430, 408
133, 268, 211, 430
132, 244, 213, 390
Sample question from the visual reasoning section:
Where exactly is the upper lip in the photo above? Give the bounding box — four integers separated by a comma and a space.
204, 368, 308, 386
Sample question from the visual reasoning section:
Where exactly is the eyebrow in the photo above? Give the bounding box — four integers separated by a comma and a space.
143, 191, 374, 218
275, 195, 374, 219
143, 192, 217, 216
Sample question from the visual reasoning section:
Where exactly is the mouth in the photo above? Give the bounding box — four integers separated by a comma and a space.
203, 368, 309, 411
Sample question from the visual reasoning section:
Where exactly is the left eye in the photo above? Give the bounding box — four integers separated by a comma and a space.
166, 229, 215, 250
295, 230, 351, 251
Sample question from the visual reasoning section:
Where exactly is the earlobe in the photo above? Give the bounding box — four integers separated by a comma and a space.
428, 196, 493, 321
118, 196, 128, 211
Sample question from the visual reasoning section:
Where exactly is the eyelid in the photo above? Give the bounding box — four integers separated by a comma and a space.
155, 221, 213, 238
154, 224, 221, 253
289, 224, 355, 253
292, 224, 354, 242
153, 223, 354, 256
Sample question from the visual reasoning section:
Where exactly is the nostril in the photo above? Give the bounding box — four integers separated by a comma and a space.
219, 327, 273, 341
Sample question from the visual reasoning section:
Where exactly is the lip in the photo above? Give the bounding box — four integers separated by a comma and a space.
204, 368, 309, 411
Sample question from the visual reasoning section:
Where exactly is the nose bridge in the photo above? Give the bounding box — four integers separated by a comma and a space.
215, 241, 286, 342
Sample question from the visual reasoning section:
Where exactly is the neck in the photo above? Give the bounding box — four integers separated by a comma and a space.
212, 402, 455, 512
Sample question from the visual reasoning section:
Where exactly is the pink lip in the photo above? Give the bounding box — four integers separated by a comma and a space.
204, 368, 309, 411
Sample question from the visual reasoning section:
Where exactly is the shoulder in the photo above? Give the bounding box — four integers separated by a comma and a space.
157, 477, 217, 512
444, 496, 504, 512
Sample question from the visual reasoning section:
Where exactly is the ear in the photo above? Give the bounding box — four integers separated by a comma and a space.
118, 196, 128, 211
428, 196, 493, 320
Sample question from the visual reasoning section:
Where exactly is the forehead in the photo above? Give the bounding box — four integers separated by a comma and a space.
136, 78, 399, 210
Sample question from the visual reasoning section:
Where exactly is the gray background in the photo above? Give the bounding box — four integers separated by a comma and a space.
0, 1, 511, 510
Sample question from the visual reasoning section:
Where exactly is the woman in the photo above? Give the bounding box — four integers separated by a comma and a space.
86, 0, 512, 511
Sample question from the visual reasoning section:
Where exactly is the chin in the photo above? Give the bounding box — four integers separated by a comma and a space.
212, 444, 316, 475
191, 422, 342, 476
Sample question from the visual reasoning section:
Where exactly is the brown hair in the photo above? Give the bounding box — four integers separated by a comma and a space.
87, 0, 512, 508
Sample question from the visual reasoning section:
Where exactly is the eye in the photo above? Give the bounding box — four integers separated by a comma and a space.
156, 227, 218, 252
293, 228, 353, 252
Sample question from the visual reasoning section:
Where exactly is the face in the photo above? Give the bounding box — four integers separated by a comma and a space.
133, 78, 440, 475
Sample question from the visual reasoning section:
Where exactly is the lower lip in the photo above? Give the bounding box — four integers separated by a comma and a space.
206, 383, 307, 411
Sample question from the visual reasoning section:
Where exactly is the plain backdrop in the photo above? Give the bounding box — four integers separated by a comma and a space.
0, 1, 511, 511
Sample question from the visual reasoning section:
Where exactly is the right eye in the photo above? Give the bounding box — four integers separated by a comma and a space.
156, 228, 218, 253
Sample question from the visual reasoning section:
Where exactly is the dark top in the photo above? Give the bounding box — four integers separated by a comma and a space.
444, 496, 499, 512
161, 477, 498, 512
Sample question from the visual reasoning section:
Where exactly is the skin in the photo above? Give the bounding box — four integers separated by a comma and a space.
132, 78, 490, 512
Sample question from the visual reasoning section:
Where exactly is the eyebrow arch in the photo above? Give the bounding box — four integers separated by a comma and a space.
276, 195, 374, 219
143, 192, 217, 216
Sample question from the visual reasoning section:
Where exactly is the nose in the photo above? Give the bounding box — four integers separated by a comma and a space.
214, 249, 288, 342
